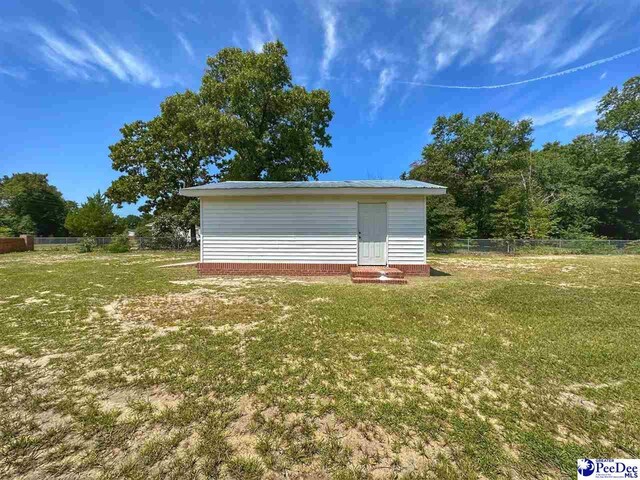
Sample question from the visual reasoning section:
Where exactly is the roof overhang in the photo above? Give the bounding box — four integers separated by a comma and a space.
180, 186, 447, 198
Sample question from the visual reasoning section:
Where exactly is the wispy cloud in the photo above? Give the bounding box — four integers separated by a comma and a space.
246, 9, 278, 52
413, 0, 514, 81
370, 67, 397, 118
385, 0, 402, 15
181, 11, 201, 25
358, 47, 403, 71
490, 11, 561, 72
550, 23, 611, 68
142, 3, 160, 19
359, 46, 403, 116
26, 22, 170, 87
319, 5, 338, 79
0, 65, 27, 80
53, 0, 78, 15
412, 1, 614, 82
176, 32, 194, 60
526, 96, 600, 128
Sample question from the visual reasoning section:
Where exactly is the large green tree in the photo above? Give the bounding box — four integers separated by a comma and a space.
408, 112, 533, 237
597, 75, 640, 142
531, 142, 597, 237
198, 41, 332, 180
0, 173, 68, 236
596, 75, 640, 238
107, 91, 211, 240
65, 192, 122, 237
107, 41, 333, 238
564, 134, 638, 238
492, 167, 556, 239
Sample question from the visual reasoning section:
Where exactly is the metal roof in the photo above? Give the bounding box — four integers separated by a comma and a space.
183, 180, 445, 190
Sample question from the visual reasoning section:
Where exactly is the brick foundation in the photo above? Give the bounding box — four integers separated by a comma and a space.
197, 262, 430, 276
0, 235, 34, 254
197, 262, 355, 276
389, 264, 431, 276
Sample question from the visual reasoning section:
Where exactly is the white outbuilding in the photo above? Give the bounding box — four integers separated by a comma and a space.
180, 180, 446, 279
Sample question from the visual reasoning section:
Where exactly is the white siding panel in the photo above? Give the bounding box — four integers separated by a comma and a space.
200, 196, 426, 265
201, 197, 358, 263
387, 199, 426, 264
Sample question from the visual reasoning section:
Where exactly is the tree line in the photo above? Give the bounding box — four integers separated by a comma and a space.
0, 175, 142, 237
406, 76, 640, 240
1, 41, 638, 240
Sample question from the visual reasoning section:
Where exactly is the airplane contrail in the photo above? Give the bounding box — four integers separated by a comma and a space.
394, 46, 640, 90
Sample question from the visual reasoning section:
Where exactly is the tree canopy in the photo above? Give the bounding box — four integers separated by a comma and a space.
64, 192, 123, 237
107, 41, 333, 236
0, 173, 69, 236
409, 113, 534, 238
597, 76, 640, 142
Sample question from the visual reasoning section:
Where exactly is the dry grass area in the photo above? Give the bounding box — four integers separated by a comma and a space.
1, 250, 639, 479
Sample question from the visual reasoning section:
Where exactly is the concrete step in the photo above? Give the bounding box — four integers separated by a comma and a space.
350, 267, 407, 284
349, 266, 405, 279
351, 277, 407, 285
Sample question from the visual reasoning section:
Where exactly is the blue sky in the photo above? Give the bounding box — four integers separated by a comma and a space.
1, 0, 639, 215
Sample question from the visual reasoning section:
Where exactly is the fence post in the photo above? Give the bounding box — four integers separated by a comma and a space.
467, 238, 470, 252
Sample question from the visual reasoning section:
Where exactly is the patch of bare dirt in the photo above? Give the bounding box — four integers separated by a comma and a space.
433, 257, 542, 272
567, 380, 625, 391
170, 276, 317, 288
99, 288, 280, 330
226, 395, 449, 478
158, 261, 198, 268
98, 386, 183, 417
309, 297, 332, 303
557, 391, 598, 412
118, 254, 189, 265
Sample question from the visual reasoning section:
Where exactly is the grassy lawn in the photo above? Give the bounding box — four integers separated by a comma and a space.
1, 250, 639, 479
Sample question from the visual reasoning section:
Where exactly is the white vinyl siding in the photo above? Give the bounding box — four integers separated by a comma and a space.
201, 197, 357, 263
387, 198, 426, 264
200, 196, 426, 265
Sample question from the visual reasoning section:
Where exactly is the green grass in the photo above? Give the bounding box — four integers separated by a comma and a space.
1, 250, 639, 478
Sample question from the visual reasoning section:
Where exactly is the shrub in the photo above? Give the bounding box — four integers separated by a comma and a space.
107, 233, 131, 253
513, 238, 619, 255
623, 241, 640, 255
134, 212, 195, 250
429, 239, 456, 253
137, 233, 189, 250
513, 244, 571, 255
572, 239, 618, 254
78, 235, 96, 253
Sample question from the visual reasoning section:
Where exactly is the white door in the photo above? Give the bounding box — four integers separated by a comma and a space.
358, 203, 387, 265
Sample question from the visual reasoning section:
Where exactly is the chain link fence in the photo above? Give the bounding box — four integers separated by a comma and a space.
35, 236, 640, 254
428, 238, 640, 255
34, 236, 197, 250
35, 237, 114, 247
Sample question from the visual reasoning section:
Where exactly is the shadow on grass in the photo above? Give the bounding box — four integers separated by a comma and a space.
430, 268, 451, 277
